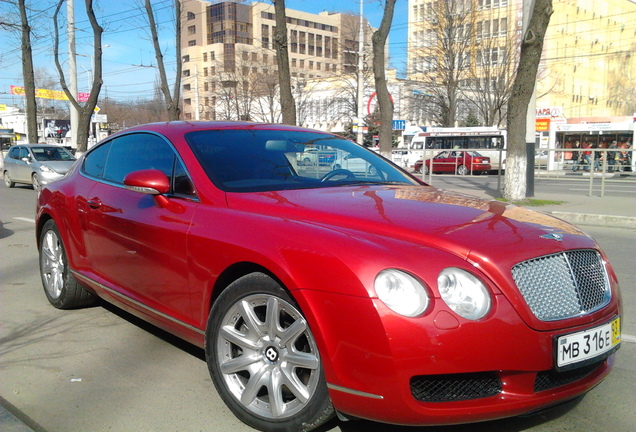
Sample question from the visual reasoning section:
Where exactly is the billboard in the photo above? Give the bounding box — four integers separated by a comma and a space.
43, 119, 71, 139
11, 86, 90, 103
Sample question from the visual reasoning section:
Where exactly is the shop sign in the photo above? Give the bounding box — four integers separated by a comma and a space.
536, 107, 563, 118
536, 118, 550, 132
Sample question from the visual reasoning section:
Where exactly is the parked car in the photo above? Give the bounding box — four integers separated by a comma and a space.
332, 151, 380, 176
298, 146, 336, 166
3, 144, 76, 192
414, 150, 491, 175
36, 122, 622, 432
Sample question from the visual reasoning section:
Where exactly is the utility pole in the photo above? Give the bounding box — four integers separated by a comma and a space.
355, 0, 364, 145
67, 0, 78, 147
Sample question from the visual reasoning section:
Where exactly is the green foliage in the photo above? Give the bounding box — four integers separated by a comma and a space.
461, 114, 481, 127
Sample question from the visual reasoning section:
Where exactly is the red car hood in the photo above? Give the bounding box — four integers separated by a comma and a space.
227, 184, 596, 269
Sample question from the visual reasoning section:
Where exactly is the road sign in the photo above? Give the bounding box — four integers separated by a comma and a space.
392, 120, 406, 131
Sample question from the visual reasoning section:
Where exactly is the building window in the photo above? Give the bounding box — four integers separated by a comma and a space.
203, 52, 207, 62
188, 40, 196, 46
188, 25, 196, 35
183, 69, 190, 76
182, 55, 190, 62
187, 11, 195, 20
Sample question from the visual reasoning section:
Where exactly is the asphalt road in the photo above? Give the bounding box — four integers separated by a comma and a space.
1, 183, 634, 432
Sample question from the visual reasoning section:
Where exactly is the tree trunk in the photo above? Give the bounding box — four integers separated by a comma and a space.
145, 0, 181, 121
504, 0, 553, 201
372, 0, 396, 156
19, 0, 39, 143
273, 0, 296, 125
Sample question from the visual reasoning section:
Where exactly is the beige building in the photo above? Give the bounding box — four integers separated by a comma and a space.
407, 0, 636, 124
179, 0, 375, 123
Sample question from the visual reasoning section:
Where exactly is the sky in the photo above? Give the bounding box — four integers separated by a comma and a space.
0, 0, 408, 108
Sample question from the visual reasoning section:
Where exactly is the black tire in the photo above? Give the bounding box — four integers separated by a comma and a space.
39, 219, 96, 309
4, 172, 15, 188
206, 272, 334, 432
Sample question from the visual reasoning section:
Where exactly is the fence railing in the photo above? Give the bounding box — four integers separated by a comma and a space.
391, 147, 635, 197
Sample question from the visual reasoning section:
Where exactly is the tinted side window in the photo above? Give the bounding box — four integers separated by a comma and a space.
83, 142, 111, 178
102, 133, 175, 184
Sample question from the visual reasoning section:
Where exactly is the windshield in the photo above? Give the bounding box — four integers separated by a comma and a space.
31, 146, 76, 162
186, 129, 419, 192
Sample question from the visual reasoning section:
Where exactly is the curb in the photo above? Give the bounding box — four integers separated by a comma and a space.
549, 211, 636, 230
0, 398, 40, 432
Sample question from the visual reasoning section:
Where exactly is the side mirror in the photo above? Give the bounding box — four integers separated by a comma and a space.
124, 169, 170, 195
124, 169, 171, 208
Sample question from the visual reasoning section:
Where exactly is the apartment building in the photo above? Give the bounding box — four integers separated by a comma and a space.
180, 0, 375, 123
407, 0, 636, 124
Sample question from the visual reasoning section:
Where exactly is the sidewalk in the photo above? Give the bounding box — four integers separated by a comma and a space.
440, 177, 636, 230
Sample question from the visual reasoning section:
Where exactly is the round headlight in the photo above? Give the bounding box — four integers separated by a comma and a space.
438, 268, 491, 320
375, 270, 429, 317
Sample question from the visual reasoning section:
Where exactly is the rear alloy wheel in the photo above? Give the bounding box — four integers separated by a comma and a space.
206, 273, 333, 432
39, 219, 96, 309
3, 172, 15, 188
457, 164, 469, 175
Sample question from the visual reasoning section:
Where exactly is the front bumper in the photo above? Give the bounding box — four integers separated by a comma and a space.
297, 289, 620, 426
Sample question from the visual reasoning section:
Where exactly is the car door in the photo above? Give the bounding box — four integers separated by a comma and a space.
80, 132, 199, 325
8, 146, 30, 182
432, 151, 452, 172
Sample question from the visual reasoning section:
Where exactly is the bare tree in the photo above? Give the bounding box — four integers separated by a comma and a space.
272, 0, 296, 125
462, 13, 519, 128
53, 0, 103, 153
372, 0, 396, 155
504, 0, 553, 201
411, 0, 475, 126
1, 1, 39, 142
18, 0, 38, 142
144, 0, 181, 121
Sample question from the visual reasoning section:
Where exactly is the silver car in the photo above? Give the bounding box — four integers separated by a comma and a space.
3, 144, 76, 192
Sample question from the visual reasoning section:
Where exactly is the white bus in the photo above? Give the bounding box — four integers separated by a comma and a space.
396, 127, 506, 170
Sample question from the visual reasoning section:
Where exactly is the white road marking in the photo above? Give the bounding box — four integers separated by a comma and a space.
622, 334, 636, 344
13, 217, 35, 224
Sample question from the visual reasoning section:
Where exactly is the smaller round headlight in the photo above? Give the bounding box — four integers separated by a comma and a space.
438, 268, 491, 320
375, 270, 429, 317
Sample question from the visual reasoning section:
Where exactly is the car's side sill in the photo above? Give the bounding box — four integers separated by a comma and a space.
71, 270, 205, 337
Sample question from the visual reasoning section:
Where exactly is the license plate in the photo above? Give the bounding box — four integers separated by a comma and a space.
556, 317, 621, 370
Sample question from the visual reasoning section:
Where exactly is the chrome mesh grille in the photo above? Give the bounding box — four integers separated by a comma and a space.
511, 250, 610, 321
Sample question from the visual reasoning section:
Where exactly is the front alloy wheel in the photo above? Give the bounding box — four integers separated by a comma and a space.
39, 219, 95, 309
4, 172, 15, 188
32, 173, 41, 194
206, 273, 333, 432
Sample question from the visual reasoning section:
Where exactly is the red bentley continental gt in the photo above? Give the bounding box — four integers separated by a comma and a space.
36, 122, 622, 432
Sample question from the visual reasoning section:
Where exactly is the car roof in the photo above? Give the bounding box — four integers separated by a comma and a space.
114, 121, 335, 140
11, 144, 67, 148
